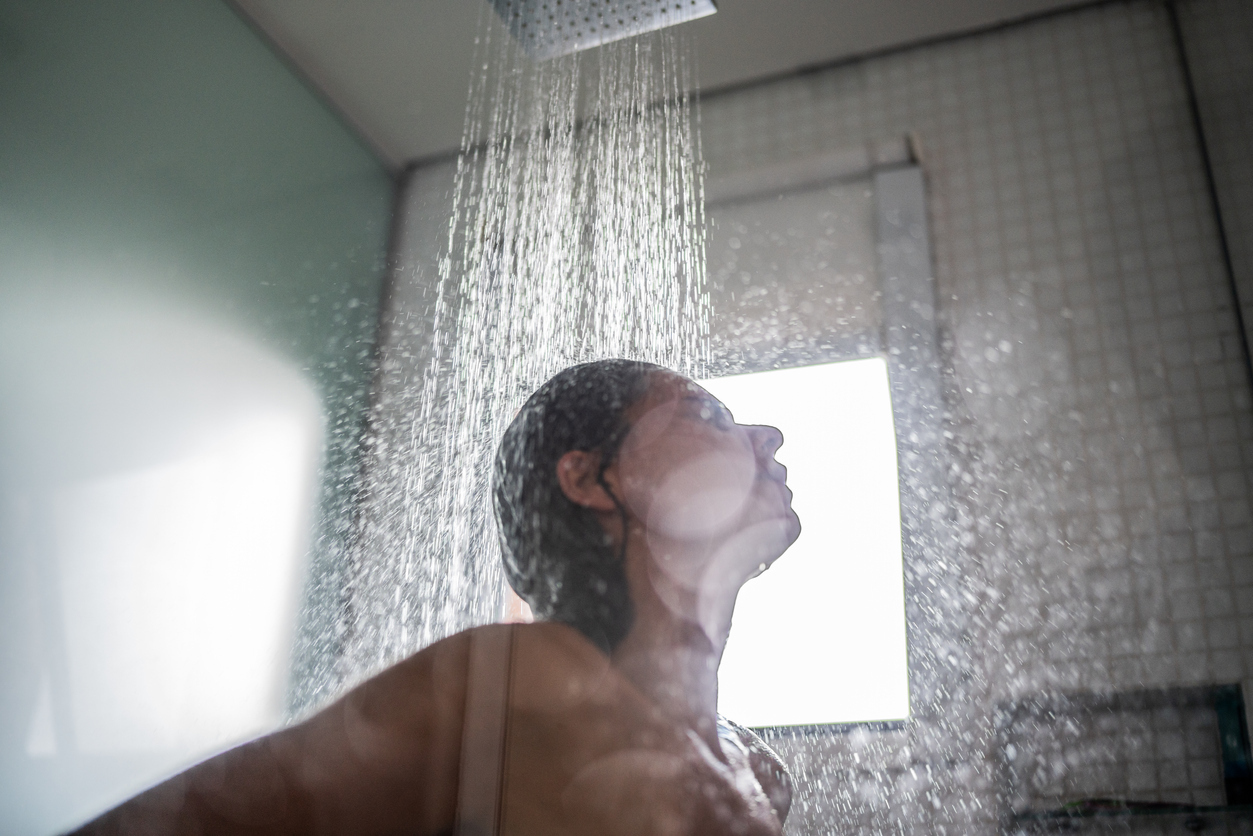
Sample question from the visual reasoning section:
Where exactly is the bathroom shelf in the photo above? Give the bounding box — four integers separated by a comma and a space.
998, 685, 1253, 833
1010, 804, 1253, 833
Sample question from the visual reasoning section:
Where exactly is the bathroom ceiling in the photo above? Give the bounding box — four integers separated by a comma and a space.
232, 0, 1089, 169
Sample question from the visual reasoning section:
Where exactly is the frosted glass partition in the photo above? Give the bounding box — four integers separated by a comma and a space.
0, 1, 393, 832
0, 303, 323, 832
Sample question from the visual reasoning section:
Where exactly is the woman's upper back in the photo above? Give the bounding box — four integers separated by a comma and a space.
71, 621, 783, 836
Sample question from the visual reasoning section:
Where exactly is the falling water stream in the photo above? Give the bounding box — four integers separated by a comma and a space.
340, 18, 709, 683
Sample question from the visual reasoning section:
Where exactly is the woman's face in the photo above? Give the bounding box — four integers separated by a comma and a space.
610, 372, 800, 590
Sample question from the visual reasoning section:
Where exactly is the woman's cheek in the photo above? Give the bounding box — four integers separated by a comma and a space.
638, 450, 757, 541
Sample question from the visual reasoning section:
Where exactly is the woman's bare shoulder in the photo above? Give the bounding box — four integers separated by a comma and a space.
505, 622, 652, 715
323, 623, 603, 722
317, 621, 656, 761
317, 630, 476, 724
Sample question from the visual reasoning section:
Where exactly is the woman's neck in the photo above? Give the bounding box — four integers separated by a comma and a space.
610, 551, 733, 754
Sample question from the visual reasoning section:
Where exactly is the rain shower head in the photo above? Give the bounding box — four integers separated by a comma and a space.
490, 0, 717, 60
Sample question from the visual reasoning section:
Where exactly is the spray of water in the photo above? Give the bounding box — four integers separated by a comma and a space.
338, 17, 709, 684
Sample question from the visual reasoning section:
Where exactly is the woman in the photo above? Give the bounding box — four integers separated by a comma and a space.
72, 359, 800, 835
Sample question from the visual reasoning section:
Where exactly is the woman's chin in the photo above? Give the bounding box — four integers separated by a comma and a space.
643, 510, 801, 598
785, 507, 802, 546
713, 518, 798, 580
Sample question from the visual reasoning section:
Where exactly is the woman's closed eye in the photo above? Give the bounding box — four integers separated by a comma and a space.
693, 398, 734, 430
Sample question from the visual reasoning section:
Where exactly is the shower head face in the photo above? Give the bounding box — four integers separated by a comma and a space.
490, 0, 717, 60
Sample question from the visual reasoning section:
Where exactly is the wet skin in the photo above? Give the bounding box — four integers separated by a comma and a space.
71, 371, 800, 836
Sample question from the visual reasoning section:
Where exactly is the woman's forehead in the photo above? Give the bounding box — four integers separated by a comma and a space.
617, 372, 748, 461
633, 371, 709, 410
620, 372, 725, 436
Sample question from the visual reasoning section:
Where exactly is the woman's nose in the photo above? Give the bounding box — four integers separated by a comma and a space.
749, 424, 784, 456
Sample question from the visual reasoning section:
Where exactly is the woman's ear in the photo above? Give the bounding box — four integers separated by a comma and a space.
556, 451, 618, 512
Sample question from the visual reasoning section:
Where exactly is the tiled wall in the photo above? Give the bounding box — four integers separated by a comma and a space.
1177, 0, 1253, 366
694, 1, 1253, 832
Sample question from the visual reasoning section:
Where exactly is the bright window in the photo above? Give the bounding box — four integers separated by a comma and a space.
704, 358, 910, 728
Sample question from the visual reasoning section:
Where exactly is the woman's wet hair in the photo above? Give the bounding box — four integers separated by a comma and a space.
494, 359, 660, 653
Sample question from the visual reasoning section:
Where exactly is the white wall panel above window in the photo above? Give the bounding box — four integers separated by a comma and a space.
707, 176, 881, 375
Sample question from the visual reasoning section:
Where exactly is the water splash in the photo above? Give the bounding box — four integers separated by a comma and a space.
339, 21, 709, 684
